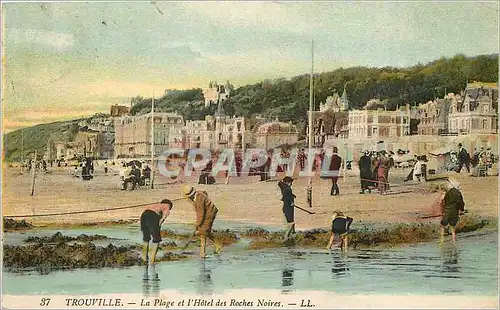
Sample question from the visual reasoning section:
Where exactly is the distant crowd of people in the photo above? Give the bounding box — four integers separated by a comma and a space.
357, 150, 396, 195
455, 143, 496, 175
120, 160, 152, 189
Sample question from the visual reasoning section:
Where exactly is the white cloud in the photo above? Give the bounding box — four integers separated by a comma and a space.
8, 28, 74, 51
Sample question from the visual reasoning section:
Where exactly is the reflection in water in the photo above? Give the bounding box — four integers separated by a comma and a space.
281, 268, 294, 293
196, 260, 213, 295
440, 243, 460, 274
142, 264, 160, 297
331, 252, 349, 278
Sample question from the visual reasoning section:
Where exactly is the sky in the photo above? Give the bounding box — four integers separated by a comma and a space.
1, 1, 499, 132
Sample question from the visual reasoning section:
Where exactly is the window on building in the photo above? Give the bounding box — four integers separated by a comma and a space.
482, 119, 487, 129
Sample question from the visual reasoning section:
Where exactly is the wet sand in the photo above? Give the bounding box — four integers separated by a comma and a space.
2, 165, 498, 230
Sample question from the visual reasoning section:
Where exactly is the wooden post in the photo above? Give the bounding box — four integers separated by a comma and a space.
30, 150, 37, 196
21, 130, 24, 175
150, 92, 156, 189
344, 144, 348, 183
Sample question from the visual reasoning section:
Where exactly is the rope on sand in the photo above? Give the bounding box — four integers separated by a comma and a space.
3, 197, 185, 218
358, 178, 428, 189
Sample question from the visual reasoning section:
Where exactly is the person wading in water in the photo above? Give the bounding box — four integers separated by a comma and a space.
439, 178, 466, 242
140, 199, 173, 264
182, 185, 223, 258
326, 210, 353, 252
278, 176, 296, 241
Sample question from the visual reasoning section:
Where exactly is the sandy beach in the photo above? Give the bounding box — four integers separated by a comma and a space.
2, 164, 498, 229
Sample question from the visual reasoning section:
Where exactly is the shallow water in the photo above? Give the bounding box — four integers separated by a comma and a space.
3, 221, 280, 246
3, 225, 497, 296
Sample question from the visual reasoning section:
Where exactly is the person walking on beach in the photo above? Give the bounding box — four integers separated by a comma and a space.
260, 152, 272, 181
141, 199, 173, 264
278, 176, 296, 241
376, 151, 389, 195
412, 156, 425, 182
386, 151, 395, 190
326, 210, 353, 252
456, 143, 470, 173
439, 179, 465, 242
358, 150, 372, 194
327, 147, 342, 196
298, 149, 306, 171
370, 152, 378, 188
182, 185, 222, 258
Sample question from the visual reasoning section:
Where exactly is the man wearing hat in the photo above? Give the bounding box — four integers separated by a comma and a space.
457, 143, 470, 173
439, 178, 465, 242
182, 185, 222, 258
278, 176, 296, 240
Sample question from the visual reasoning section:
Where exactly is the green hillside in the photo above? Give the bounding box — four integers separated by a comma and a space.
131, 53, 498, 133
3, 120, 81, 162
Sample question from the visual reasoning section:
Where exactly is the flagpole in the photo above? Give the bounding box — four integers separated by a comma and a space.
307, 39, 314, 208
308, 39, 314, 155
150, 91, 155, 189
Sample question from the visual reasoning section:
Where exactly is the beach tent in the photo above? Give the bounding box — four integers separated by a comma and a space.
427, 147, 456, 173
428, 146, 454, 156
392, 153, 415, 168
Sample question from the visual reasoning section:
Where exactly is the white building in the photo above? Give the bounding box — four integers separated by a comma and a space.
114, 113, 185, 158
348, 105, 411, 139
416, 94, 454, 135
185, 119, 214, 149
202, 80, 233, 107
213, 102, 248, 151
448, 82, 498, 135
184, 102, 249, 150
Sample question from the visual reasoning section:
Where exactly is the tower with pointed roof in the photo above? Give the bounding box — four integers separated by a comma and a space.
340, 84, 349, 111
214, 100, 227, 149
215, 100, 226, 118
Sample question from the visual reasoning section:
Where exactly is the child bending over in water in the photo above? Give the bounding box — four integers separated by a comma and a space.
326, 210, 353, 252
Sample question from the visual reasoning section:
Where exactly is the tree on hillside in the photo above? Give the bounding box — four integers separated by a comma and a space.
128, 54, 498, 122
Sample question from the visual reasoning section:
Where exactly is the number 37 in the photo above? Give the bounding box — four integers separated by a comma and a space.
40, 298, 51, 306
